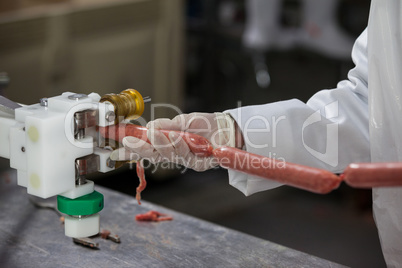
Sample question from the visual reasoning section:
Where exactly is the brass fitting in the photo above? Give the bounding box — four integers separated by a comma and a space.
100, 89, 144, 124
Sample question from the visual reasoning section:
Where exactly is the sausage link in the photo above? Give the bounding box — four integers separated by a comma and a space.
99, 124, 213, 157
136, 160, 146, 205
213, 146, 342, 194
342, 162, 402, 188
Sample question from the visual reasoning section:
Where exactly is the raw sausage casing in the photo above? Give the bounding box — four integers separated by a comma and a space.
213, 146, 342, 194
343, 162, 402, 188
99, 124, 213, 157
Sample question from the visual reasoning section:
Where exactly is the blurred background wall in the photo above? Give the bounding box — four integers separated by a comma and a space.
0, 0, 384, 267
0, 0, 183, 120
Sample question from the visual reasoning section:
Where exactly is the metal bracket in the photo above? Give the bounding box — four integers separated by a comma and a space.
0, 95, 22, 116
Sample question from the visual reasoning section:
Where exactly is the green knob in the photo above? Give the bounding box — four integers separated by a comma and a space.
57, 191, 104, 216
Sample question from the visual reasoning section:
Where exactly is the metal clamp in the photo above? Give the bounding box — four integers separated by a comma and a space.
74, 109, 97, 139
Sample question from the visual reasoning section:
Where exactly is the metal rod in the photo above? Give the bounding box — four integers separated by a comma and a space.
72, 238, 99, 249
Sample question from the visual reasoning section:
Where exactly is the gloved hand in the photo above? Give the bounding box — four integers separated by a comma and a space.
110, 112, 242, 171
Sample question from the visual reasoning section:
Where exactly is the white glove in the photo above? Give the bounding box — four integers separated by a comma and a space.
110, 112, 239, 171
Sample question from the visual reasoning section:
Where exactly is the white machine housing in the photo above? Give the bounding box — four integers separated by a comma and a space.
0, 92, 117, 237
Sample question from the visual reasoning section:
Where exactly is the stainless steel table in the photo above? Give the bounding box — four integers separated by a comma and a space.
0, 170, 345, 267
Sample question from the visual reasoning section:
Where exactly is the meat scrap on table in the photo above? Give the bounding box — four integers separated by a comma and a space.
135, 210, 173, 222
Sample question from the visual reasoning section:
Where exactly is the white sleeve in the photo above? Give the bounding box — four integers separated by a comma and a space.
225, 29, 369, 196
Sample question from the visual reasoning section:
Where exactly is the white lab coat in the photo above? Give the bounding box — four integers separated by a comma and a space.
226, 1, 402, 266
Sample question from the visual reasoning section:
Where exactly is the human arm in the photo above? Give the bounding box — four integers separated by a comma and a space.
110, 30, 369, 196
226, 29, 369, 195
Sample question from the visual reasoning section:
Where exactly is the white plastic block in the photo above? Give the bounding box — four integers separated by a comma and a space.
64, 213, 100, 238
6, 92, 116, 199
88, 93, 101, 102
0, 117, 17, 158
15, 104, 42, 123
25, 108, 93, 198
17, 170, 28, 187
10, 124, 26, 171
94, 148, 115, 173
98, 102, 115, 127
48, 92, 95, 113
61, 180, 95, 199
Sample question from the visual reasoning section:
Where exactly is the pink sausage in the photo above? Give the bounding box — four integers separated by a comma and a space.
99, 124, 214, 157
213, 146, 342, 194
342, 162, 402, 188
136, 160, 146, 205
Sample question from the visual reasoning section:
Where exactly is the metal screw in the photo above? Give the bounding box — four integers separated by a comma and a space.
68, 93, 88, 101
105, 111, 116, 123
21, 147, 25, 152
40, 98, 48, 107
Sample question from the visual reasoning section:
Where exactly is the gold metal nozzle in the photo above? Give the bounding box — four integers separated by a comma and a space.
100, 89, 145, 124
